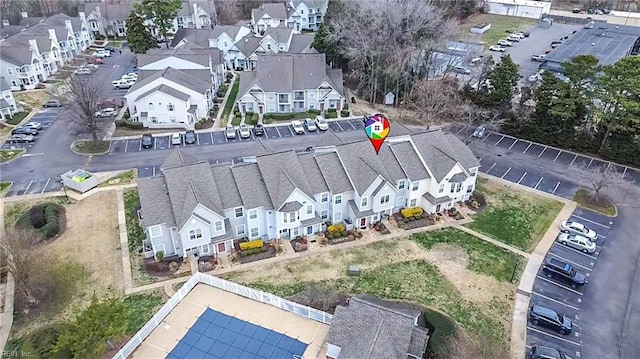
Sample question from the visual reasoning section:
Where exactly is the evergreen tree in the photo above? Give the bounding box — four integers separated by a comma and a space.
138, 0, 182, 48
485, 55, 519, 109
125, 11, 157, 54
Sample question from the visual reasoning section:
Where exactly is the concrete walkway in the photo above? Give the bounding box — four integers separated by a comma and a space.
116, 189, 134, 294
453, 225, 530, 258
213, 72, 238, 130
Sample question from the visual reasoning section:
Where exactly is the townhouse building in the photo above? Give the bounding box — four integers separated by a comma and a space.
137, 129, 480, 260
0, 77, 20, 120
236, 53, 345, 115
0, 13, 92, 91
171, 24, 314, 70
250, 0, 328, 33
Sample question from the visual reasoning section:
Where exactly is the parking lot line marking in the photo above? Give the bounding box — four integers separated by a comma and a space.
526, 327, 580, 346
534, 177, 544, 189
508, 139, 518, 150
532, 292, 580, 311
478, 158, 482, 163
501, 167, 511, 179
536, 276, 584, 295
210, 132, 214, 143
153, 138, 157, 150
622, 167, 628, 178
24, 180, 33, 194
538, 147, 547, 158
456, 126, 465, 135
587, 158, 593, 168
41, 178, 51, 194
494, 135, 505, 146
552, 181, 560, 194
288, 126, 295, 136
195, 133, 200, 145
138, 140, 142, 152
346, 120, 355, 130
487, 163, 497, 173
275, 126, 281, 137
555, 243, 598, 260
547, 253, 592, 271
572, 215, 611, 229
553, 151, 561, 162
481, 133, 491, 142
517, 172, 527, 184
336, 121, 344, 131
605, 162, 611, 171
152, 167, 156, 177
569, 154, 578, 166
124, 140, 129, 152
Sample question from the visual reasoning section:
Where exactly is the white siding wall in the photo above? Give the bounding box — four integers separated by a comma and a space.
139, 57, 209, 70
130, 92, 190, 129
179, 216, 213, 256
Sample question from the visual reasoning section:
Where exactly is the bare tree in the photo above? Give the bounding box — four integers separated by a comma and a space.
213, 0, 239, 25
405, 78, 468, 125
0, 227, 48, 308
64, 75, 106, 148
572, 163, 625, 201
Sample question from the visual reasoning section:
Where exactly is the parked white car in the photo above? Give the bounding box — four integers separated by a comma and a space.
291, 120, 305, 135
171, 133, 182, 145
560, 221, 598, 241
225, 124, 236, 139
94, 107, 118, 118
74, 67, 92, 75
489, 45, 506, 52
511, 32, 526, 39
112, 79, 135, 89
498, 39, 513, 47
304, 118, 317, 131
315, 115, 329, 131
121, 73, 137, 82
556, 233, 596, 254
238, 124, 251, 139
93, 50, 110, 58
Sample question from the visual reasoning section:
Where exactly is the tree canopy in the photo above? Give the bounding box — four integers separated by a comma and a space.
136, 0, 182, 47
125, 10, 157, 54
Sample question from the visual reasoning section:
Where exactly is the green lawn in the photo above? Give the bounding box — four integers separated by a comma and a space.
124, 188, 145, 253
459, 13, 537, 47
0, 149, 25, 163
573, 188, 617, 217
245, 260, 510, 344
98, 169, 137, 187
6, 111, 28, 125
465, 178, 564, 252
245, 113, 259, 126
0, 181, 12, 196
412, 228, 524, 283
222, 77, 239, 119
71, 140, 110, 154
231, 116, 242, 126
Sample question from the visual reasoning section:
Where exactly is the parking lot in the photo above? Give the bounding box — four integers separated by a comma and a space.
1, 107, 61, 152
110, 118, 366, 155
526, 208, 614, 359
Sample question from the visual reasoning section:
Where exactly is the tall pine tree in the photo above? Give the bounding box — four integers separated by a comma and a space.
125, 11, 156, 54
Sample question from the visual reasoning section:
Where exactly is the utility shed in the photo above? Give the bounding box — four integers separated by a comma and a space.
61, 169, 98, 193
325, 294, 430, 359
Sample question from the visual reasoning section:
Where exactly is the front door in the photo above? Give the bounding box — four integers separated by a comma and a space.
359, 218, 366, 228
436, 204, 441, 213
217, 242, 226, 253
259, 105, 264, 114
307, 226, 313, 234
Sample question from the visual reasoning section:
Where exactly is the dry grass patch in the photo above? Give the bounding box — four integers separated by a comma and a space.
14, 90, 51, 111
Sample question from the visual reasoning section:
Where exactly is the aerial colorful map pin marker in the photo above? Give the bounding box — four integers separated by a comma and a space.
364, 114, 390, 155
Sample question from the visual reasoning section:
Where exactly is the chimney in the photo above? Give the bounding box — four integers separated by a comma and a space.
95, 6, 102, 19
79, 11, 86, 24
28, 39, 38, 53
2, 19, 9, 26
65, 19, 73, 32
21, 12, 28, 18
48, 28, 57, 41
193, 3, 198, 15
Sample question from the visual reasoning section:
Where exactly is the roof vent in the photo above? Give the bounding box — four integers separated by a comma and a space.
245, 38, 248, 42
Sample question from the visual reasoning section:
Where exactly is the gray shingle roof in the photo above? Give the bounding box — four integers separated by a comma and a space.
255, 151, 314, 209
411, 131, 480, 182
335, 141, 394, 194
315, 152, 353, 194
301, 213, 323, 226
280, 201, 303, 212
211, 164, 243, 209
128, 67, 211, 95
238, 53, 344, 100
264, 26, 293, 44
327, 295, 429, 359
252, 3, 289, 21
288, 33, 315, 53
389, 141, 429, 181
450, 173, 468, 182
298, 153, 330, 194
292, 0, 328, 8
422, 192, 451, 205
172, 25, 248, 48
161, 149, 200, 169
138, 176, 176, 227
234, 34, 263, 57
230, 163, 274, 210
138, 48, 211, 67
0, 25, 26, 38
135, 84, 191, 103
348, 200, 374, 218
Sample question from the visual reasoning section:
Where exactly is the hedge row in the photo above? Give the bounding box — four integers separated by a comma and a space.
18, 202, 64, 238
114, 119, 144, 129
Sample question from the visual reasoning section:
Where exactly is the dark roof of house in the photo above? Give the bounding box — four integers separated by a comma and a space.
288, 33, 315, 53
327, 295, 429, 359
348, 199, 374, 218
264, 25, 293, 44
171, 25, 248, 47
128, 67, 211, 95
389, 141, 429, 181
138, 176, 176, 228
298, 153, 330, 194
135, 84, 191, 103
138, 48, 212, 67
252, 3, 289, 21
422, 192, 451, 205
0, 25, 26, 38
234, 33, 264, 57
210, 164, 243, 209
291, 0, 328, 8
230, 163, 274, 210
281, 201, 303, 212
238, 53, 344, 99
255, 150, 314, 210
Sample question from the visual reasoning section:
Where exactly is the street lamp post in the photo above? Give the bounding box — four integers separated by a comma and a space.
511, 258, 521, 283
60, 178, 69, 201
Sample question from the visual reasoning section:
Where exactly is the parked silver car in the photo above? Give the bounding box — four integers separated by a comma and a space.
304, 118, 317, 131
560, 221, 598, 241
225, 124, 236, 139
556, 233, 596, 254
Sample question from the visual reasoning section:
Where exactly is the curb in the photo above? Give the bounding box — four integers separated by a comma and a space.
0, 148, 26, 164
69, 140, 112, 156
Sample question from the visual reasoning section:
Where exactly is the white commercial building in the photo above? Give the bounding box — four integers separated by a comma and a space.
484, 0, 551, 19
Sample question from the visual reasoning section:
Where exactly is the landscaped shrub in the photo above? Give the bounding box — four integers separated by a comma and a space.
327, 224, 346, 234
308, 108, 321, 115
340, 110, 350, 117
19, 203, 63, 238
401, 207, 424, 219
28, 323, 72, 358
115, 119, 143, 129
240, 239, 263, 251
268, 113, 295, 121
327, 108, 337, 113
326, 111, 338, 119
28, 204, 47, 228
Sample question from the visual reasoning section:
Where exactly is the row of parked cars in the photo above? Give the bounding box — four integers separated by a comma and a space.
7, 122, 43, 143
489, 30, 529, 52
528, 220, 600, 359
112, 69, 138, 90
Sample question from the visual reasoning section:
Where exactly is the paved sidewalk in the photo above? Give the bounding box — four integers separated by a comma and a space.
116, 189, 134, 293
453, 225, 530, 258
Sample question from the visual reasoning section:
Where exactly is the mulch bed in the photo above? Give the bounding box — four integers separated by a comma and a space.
291, 237, 308, 252
144, 256, 183, 277
328, 236, 356, 245
238, 245, 277, 264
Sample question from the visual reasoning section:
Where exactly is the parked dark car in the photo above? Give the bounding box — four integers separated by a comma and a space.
11, 126, 38, 135
184, 130, 197, 144
254, 123, 264, 136
141, 133, 154, 149
542, 258, 586, 288
529, 305, 572, 334
529, 346, 573, 359
43, 99, 61, 107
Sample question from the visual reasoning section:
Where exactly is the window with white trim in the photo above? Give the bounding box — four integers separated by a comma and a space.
410, 199, 417, 207
189, 228, 203, 241
450, 183, 456, 193
214, 220, 223, 232
289, 211, 297, 222
306, 205, 313, 215
236, 224, 246, 236
169, 116, 177, 123
380, 194, 390, 204
149, 225, 162, 238
466, 185, 473, 193
320, 210, 329, 220
250, 227, 259, 238
7, 68, 13, 75
249, 209, 258, 219
235, 207, 244, 218
397, 180, 406, 190
321, 193, 328, 203
412, 182, 419, 191
334, 194, 342, 205
361, 197, 368, 208
438, 184, 445, 193
395, 195, 405, 207
167, 103, 175, 111
456, 183, 462, 193
201, 245, 211, 254
470, 168, 477, 176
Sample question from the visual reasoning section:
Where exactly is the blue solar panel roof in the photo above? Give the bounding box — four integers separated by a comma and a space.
168, 308, 308, 359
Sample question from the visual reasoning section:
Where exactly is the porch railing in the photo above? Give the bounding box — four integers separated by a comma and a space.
111, 272, 333, 359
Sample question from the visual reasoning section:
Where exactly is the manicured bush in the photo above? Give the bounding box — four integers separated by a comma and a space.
240, 239, 263, 251
340, 110, 350, 117
308, 108, 321, 115
28, 204, 47, 228
401, 207, 424, 219
28, 323, 71, 358
19, 203, 63, 238
327, 224, 346, 234
339, 231, 347, 238
268, 113, 294, 121
327, 108, 337, 113
326, 111, 338, 119
115, 119, 143, 129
